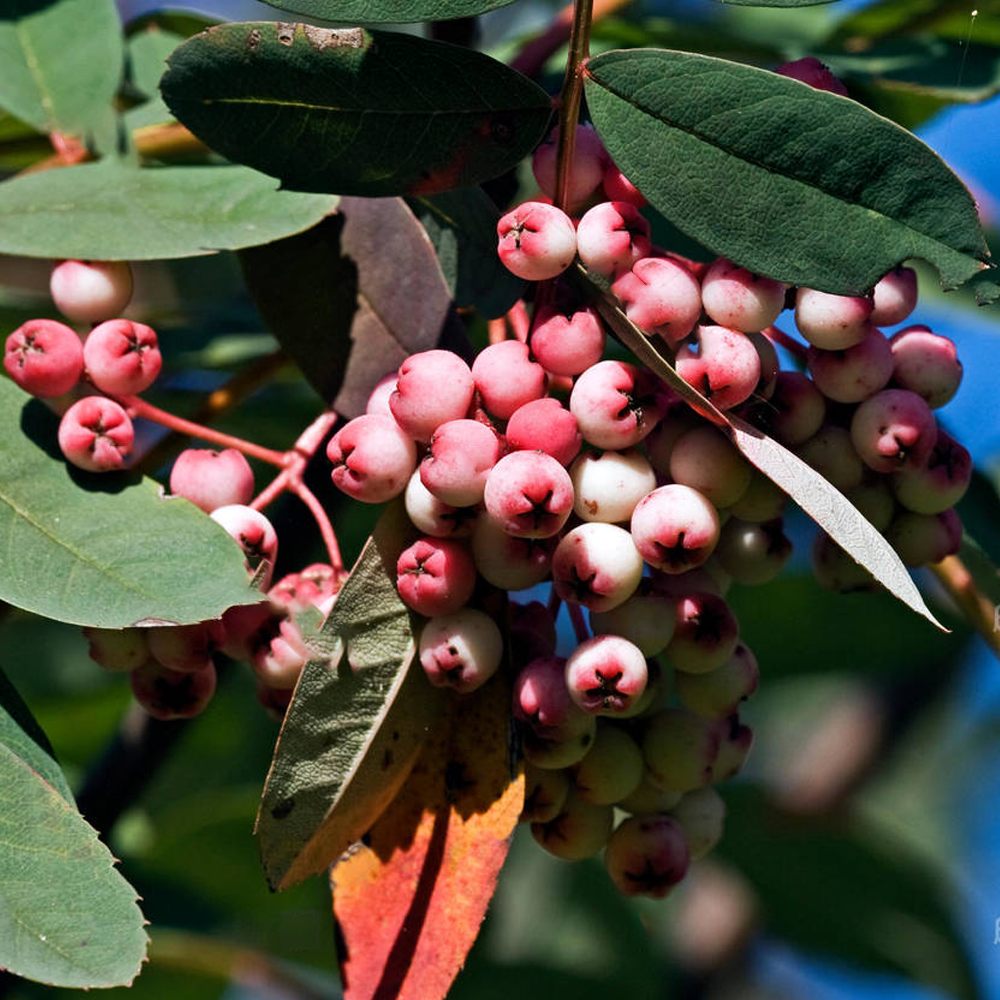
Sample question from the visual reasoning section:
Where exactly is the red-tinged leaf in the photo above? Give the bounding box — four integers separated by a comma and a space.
331, 673, 523, 1000
576, 267, 948, 631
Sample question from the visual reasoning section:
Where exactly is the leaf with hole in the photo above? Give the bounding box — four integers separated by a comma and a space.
584, 48, 993, 296
161, 22, 552, 197
0, 161, 337, 260
0, 380, 260, 627
257, 503, 448, 891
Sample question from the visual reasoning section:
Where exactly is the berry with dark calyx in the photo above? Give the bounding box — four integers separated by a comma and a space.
418, 608, 503, 693
675, 325, 761, 412
571, 720, 644, 805
589, 581, 676, 657
522, 764, 570, 823
471, 515, 555, 590
483, 451, 574, 539
675, 642, 759, 719
83, 319, 162, 396
643, 707, 721, 792
506, 397, 582, 467
631, 484, 721, 575
565, 634, 648, 715
889, 325, 963, 409
497, 201, 578, 281
611, 256, 702, 344
50, 259, 133, 323
210, 505, 279, 586
604, 814, 690, 898
131, 658, 217, 720
700, 258, 786, 334
170, 448, 255, 514
82, 626, 149, 672
58, 396, 134, 472
529, 304, 605, 377
328, 413, 417, 503
570, 448, 656, 524
576, 201, 651, 277
666, 591, 739, 675
850, 388, 936, 473
4, 318, 84, 397
530, 790, 614, 861
713, 517, 792, 586
795, 287, 872, 349
668, 787, 725, 859
570, 360, 667, 450
551, 522, 644, 612
395, 537, 476, 617
420, 418, 500, 507
870, 265, 918, 327
389, 350, 474, 442
471, 340, 547, 420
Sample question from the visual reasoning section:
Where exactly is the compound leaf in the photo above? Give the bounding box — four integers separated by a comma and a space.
0, 748, 147, 988
0, 160, 337, 260
0, 0, 123, 135
161, 22, 552, 197
0, 381, 259, 628
255, 0, 518, 22
257, 503, 448, 891
585, 48, 994, 296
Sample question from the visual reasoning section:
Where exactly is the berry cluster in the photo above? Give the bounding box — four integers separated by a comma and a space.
5, 260, 345, 720
323, 116, 969, 899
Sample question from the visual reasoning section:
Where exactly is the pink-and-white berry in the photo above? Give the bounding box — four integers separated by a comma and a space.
569, 359, 666, 450
631, 484, 721, 574
404, 470, 476, 538
58, 396, 134, 472
795, 287, 873, 350
612, 256, 702, 344
418, 608, 503, 693
131, 658, 216, 720
529, 304, 605, 377
420, 418, 500, 506
250, 617, 312, 690
513, 654, 592, 740
170, 448, 255, 513
570, 448, 657, 524
675, 325, 761, 412
551, 522, 644, 612
604, 814, 690, 898
505, 397, 582, 467
209, 504, 279, 584
666, 590, 740, 674
497, 202, 577, 282
889, 325, 963, 409
850, 388, 936, 473
870, 266, 918, 327
602, 162, 646, 206
327, 413, 417, 503
389, 350, 474, 442
83, 319, 161, 396
471, 515, 555, 590
806, 324, 893, 403
576, 201, 652, 276
50, 259, 133, 324
531, 123, 608, 207
483, 451, 574, 538
891, 429, 972, 515
81, 626, 150, 672
395, 537, 476, 617
4, 318, 84, 397
471, 339, 546, 420
700, 258, 786, 333
565, 634, 648, 715
148, 619, 227, 673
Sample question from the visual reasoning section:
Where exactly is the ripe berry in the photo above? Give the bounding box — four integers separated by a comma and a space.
471, 339, 546, 419
612, 256, 702, 344
83, 319, 162, 396
250, 617, 313, 690
81, 626, 150, 672
389, 350, 474, 442
604, 814, 690, 898
327, 413, 417, 503
870, 266, 918, 327
471, 515, 555, 590
404, 471, 476, 538
50, 259, 133, 323
569, 360, 666, 450
891, 429, 971, 515
630, 484, 721, 574
700, 258, 786, 333
569, 448, 656, 524
576, 201, 652, 277
889, 325, 963, 409
131, 658, 216, 720
795, 287, 873, 350
483, 451, 574, 539
565, 634, 648, 715
497, 202, 577, 282
850, 389, 936, 473
395, 537, 476, 617
4, 319, 84, 397
529, 304, 605, 377
420, 418, 500, 507
418, 609, 503, 693
209, 505, 279, 585
505, 397, 582, 467
806, 324, 893, 403
675, 325, 761, 411
531, 123, 608, 207
666, 591, 740, 675
148, 619, 227, 673
170, 448, 255, 514
551, 522, 644, 612
58, 396, 134, 472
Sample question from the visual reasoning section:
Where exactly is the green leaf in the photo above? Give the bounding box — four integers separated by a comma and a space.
407, 188, 526, 318
161, 22, 552, 197
0, 0, 124, 135
821, 37, 1000, 101
0, 747, 147, 987
718, 786, 978, 1000
241, 196, 470, 416
0, 666, 72, 803
584, 48, 994, 296
577, 268, 947, 630
0, 380, 260, 627
122, 24, 185, 129
825, 0, 986, 46
255, 0, 517, 22
257, 502, 448, 891
0, 161, 338, 260
715, 0, 840, 6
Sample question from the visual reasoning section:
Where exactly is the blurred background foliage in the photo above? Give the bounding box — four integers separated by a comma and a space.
2, 0, 1000, 998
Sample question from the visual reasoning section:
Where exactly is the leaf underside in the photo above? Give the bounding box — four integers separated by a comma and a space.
584, 48, 992, 297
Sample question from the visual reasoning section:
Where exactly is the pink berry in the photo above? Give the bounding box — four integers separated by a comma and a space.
327, 413, 417, 503
871, 266, 918, 326
514, 655, 589, 740
50, 259, 133, 324
131, 659, 216, 720
471, 339, 546, 419
389, 350, 474, 442
81, 626, 150, 672
806, 324, 893, 403
210, 504, 279, 585
612, 256, 702, 344
497, 201, 577, 282
531, 123, 608, 207
889, 325, 963, 409
405, 470, 477, 538
700, 258, 786, 333
675, 325, 761, 412
666, 591, 740, 675
506, 397, 582, 467
743, 370, 825, 447
529, 303, 606, 377
365, 372, 397, 415
4, 319, 83, 397
551, 522, 644, 612
82, 319, 161, 396
395, 537, 476, 617
58, 396, 134, 472
565, 634, 648, 715
418, 608, 503, 693
850, 388, 936, 473
148, 620, 227, 673
602, 162, 646, 206
775, 57, 848, 96
250, 617, 312, 690
420, 418, 500, 506
631, 485, 721, 574
795, 287, 873, 350
892, 429, 972, 515
604, 815, 689, 898
569, 360, 666, 450
576, 201, 652, 277
169, 448, 255, 513
483, 451, 574, 538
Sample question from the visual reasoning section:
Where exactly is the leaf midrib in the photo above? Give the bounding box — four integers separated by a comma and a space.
172, 95, 547, 117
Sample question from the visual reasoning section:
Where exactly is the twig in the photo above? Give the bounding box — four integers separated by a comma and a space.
553, 0, 594, 214
930, 554, 1000, 661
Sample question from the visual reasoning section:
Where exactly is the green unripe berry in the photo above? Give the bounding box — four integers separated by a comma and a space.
531, 790, 614, 861
571, 721, 644, 805
522, 764, 570, 823
668, 787, 725, 859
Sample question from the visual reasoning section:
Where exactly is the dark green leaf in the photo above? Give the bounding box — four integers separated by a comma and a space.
718, 786, 978, 1000
715, 0, 840, 6
241, 196, 469, 416
161, 22, 552, 197
0, 747, 147, 987
0, 380, 260, 627
578, 268, 947, 629
255, 0, 517, 22
257, 503, 448, 890
0, 666, 72, 802
0, 0, 123, 135
821, 37, 1000, 101
0, 161, 338, 260
123, 24, 185, 128
407, 188, 525, 318
584, 48, 994, 296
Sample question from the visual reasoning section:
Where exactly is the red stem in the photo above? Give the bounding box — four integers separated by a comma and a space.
568, 602, 590, 644
507, 301, 531, 342
289, 481, 343, 572
763, 324, 808, 363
